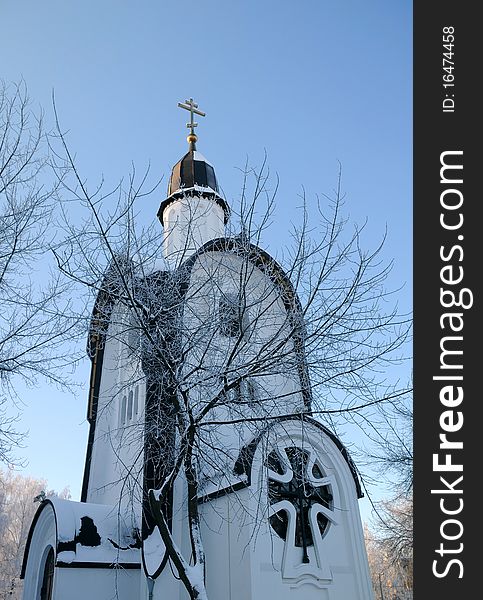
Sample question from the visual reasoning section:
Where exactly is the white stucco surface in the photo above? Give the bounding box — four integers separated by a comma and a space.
21, 498, 141, 600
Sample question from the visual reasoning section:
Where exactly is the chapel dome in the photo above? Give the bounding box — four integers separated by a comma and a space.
167, 149, 219, 196
158, 148, 230, 226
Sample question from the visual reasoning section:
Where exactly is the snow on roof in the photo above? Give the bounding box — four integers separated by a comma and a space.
192, 151, 213, 166
47, 497, 140, 566
169, 183, 219, 196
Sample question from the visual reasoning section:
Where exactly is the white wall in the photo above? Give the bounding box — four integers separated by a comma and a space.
86, 303, 145, 522
198, 419, 374, 600
145, 419, 373, 600
22, 504, 57, 600
181, 250, 307, 485
163, 194, 225, 266
22, 501, 142, 600
54, 567, 140, 600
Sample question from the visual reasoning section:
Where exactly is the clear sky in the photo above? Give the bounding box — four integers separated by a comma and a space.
2, 1, 412, 520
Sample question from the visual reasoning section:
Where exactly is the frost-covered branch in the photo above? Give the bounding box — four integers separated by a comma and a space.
51, 123, 411, 599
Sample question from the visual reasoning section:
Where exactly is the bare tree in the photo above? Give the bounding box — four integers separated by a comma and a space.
365, 509, 413, 600
364, 400, 413, 596
0, 81, 77, 464
0, 469, 70, 599
52, 117, 411, 599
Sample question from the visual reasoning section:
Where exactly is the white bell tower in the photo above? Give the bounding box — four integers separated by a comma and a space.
158, 99, 229, 266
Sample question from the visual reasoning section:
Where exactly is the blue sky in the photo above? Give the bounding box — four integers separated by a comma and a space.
2, 1, 412, 520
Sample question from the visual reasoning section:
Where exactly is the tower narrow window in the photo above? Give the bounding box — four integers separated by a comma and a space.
120, 395, 127, 426
127, 312, 141, 354
119, 386, 140, 429
246, 379, 257, 405
229, 379, 257, 405
127, 390, 133, 421
219, 292, 247, 337
134, 385, 139, 416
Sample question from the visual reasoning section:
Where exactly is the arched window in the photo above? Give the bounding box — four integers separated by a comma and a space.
119, 386, 141, 429
134, 385, 139, 416
127, 390, 133, 421
39, 546, 55, 600
246, 379, 257, 405
229, 379, 257, 405
267, 447, 333, 557
219, 292, 248, 337
127, 312, 141, 354
120, 395, 127, 426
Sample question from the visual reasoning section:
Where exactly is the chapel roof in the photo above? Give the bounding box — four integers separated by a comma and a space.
21, 497, 140, 576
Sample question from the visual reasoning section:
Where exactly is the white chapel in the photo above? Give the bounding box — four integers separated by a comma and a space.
21, 100, 374, 600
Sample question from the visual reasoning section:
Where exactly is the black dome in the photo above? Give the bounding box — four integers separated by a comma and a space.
158, 149, 230, 226
168, 150, 219, 196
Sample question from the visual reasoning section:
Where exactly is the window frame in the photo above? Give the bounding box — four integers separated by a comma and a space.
218, 291, 248, 338
38, 546, 55, 600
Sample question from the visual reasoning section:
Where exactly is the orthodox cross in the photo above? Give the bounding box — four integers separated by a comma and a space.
178, 98, 206, 149
267, 447, 332, 564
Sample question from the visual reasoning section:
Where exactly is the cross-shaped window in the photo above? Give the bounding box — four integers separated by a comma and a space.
267, 446, 333, 564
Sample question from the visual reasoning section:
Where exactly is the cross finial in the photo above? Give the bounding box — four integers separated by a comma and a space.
178, 98, 206, 150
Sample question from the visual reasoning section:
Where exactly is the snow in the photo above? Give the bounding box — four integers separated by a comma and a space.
192, 183, 217, 194
45, 497, 140, 566
192, 151, 213, 166
185, 563, 208, 600
50, 497, 78, 543
56, 550, 75, 564
142, 255, 168, 275
169, 184, 218, 197
142, 526, 166, 576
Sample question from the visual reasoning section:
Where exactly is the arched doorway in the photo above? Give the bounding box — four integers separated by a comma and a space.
38, 546, 54, 600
